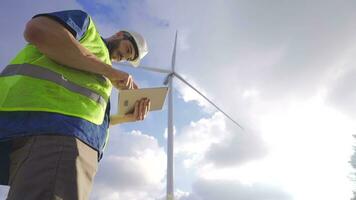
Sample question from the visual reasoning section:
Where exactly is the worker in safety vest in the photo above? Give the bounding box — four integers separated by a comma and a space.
0, 10, 150, 199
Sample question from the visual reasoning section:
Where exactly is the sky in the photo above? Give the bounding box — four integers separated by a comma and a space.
1, 0, 356, 199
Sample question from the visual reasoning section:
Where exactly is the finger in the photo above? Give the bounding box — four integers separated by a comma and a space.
143, 99, 149, 118
133, 82, 138, 89
133, 101, 139, 119
130, 80, 134, 90
129, 77, 135, 90
125, 75, 131, 89
144, 100, 149, 118
141, 98, 148, 120
139, 99, 145, 120
144, 99, 150, 117
127, 76, 133, 90
125, 79, 130, 89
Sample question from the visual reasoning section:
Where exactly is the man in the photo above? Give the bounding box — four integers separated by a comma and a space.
0, 10, 150, 199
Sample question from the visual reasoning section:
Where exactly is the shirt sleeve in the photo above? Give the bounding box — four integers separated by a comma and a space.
33, 10, 90, 41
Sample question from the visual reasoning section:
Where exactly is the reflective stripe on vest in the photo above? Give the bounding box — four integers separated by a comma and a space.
0, 64, 106, 107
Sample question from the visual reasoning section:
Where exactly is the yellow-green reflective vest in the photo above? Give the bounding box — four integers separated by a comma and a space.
0, 17, 112, 125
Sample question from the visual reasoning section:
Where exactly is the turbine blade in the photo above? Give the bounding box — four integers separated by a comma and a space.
174, 73, 244, 130
171, 31, 178, 71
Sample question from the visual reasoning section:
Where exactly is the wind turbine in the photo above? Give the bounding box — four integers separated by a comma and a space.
115, 31, 243, 200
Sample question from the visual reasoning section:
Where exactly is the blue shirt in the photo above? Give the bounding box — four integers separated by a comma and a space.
0, 11, 111, 182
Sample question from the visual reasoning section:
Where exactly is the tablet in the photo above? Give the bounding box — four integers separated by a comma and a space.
116, 87, 169, 116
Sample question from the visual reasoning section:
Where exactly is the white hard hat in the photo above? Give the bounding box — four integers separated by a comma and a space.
124, 31, 148, 67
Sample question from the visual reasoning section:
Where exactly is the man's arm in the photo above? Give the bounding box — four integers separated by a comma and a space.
24, 16, 130, 84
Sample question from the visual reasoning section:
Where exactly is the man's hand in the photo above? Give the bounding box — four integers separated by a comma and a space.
109, 98, 151, 125
129, 98, 151, 121
106, 69, 138, 90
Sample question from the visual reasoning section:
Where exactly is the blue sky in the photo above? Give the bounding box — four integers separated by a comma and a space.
1, 0, 356, 199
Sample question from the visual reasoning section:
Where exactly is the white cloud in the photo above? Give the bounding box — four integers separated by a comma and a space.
175, 76, 215, 113
256, 96, 355, 200
0, 186, 9, 199
204, 126, 267, 167
175, 112, 266, 169
91, 130, 166, 200
174, 91, 355, 199
178, 178, 292, 200
175, 113, 228, 156
326, 60, 356, 119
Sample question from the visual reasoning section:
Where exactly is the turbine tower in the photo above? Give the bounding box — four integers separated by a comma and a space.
116, 31, 243, 200
166, 31, 177, 200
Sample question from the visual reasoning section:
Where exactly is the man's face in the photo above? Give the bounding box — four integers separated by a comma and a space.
111, 39, 136, 62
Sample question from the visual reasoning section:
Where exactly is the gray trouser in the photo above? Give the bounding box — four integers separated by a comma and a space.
7, 135, 98, 200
